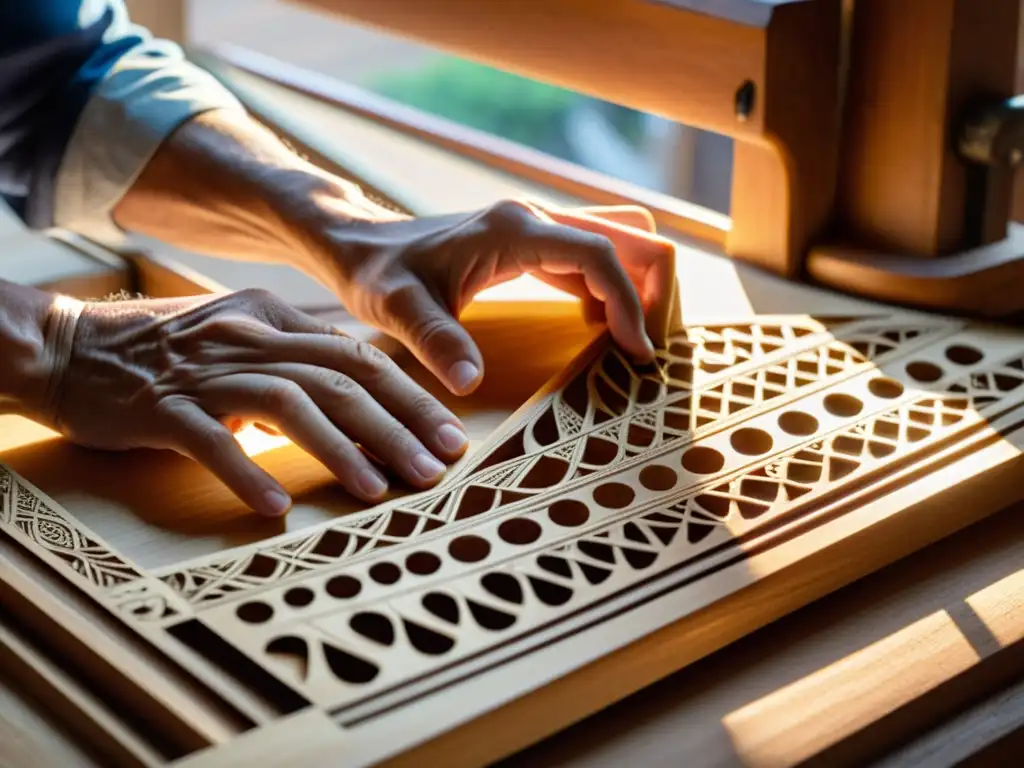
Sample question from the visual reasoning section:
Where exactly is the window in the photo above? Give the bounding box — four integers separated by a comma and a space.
189, 0, 733, 213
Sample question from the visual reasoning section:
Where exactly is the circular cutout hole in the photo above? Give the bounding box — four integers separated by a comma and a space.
548, 499, 590, 527
593, 482, 635, 509
498, 517, 542, 546
639, 464, 677, 491
405, 551, 441, 576
946, 345, 984, 365
778, 411, 818, 436
237, 601, 273, 624
449, 535, 491, 563
868, 377, 904, 399
326, 575, 361, 599
681, 446, 725, 474
730, 427, 774, 456
369, 562, 401, 585
907, 361, 943, 383
284, 587, 314, 607
823, 393, 863, 418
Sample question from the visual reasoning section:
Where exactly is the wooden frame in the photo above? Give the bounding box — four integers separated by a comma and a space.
294, 0, 843, 277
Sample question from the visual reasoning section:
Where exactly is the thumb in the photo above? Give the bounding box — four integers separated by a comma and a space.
377, 283, 484, 396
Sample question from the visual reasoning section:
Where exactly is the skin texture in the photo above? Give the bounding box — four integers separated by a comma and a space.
3, 109, 676, 517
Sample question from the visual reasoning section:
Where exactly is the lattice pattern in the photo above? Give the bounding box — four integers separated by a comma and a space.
0, 465, 187, 621
198, 349, 1022, 712
161, 317, 953, 606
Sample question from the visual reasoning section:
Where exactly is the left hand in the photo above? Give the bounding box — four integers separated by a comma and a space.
298, 197, 676, 396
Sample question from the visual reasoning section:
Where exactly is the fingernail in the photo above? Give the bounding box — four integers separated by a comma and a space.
447, 360, 480, 394
437, 423, 468, 453
357, 469, 388, 499
262, 489, 292, 517
412, 452, 446, 482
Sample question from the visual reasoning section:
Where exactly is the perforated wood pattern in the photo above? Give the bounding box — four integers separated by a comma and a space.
4, 313, 1024, 766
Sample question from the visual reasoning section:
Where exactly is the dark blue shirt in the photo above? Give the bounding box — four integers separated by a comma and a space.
0, 1, 239, 237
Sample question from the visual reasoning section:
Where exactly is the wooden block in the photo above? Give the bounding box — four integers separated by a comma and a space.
838, 0, 1020, 255
5, 308, 1024, 765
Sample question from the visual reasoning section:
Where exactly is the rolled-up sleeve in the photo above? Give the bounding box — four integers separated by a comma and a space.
0, 0, 244, 243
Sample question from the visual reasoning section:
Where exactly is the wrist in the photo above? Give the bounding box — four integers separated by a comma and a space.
267, 165, 408, 285
0, 281, 59, 420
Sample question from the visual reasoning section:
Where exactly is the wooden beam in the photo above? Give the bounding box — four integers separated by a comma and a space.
837, 0, 1020, 257
293, 0, 842, 276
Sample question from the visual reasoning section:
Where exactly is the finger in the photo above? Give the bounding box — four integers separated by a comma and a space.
166, 401, 292, 517
532, 272, 607, 325
537, 205, 676, 348
252, 309, 470, 459
373, 282, 484, 396
511, 210, 653, 361
199, 373, 395, 502
220, 364, 450, 490
574, 205, 657, 233
248, 304, 469, 457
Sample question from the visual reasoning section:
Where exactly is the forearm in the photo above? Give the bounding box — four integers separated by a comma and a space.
112, 109, 398, 280
0, 279, 52, 419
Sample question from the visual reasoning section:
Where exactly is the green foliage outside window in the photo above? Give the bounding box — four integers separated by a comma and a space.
368, 58, 646, 161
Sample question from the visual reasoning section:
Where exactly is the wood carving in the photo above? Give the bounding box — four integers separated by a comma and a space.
4, 312, 1024, 766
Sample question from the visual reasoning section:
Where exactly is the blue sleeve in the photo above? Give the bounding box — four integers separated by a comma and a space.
0, 0, 243, 239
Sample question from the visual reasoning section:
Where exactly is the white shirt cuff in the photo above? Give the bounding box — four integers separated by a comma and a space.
52, 48, 245, 245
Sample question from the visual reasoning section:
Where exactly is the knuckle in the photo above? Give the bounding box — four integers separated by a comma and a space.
379, 283, 416, 318
350, 338, 389, 371
317, 369, 361, 400
236, 287, 277, 306
485, 199, 535, 232
262, 380, 305, 417
412, 314, 455, 350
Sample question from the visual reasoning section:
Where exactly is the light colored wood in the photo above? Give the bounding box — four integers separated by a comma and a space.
807, 224, 1024, 316
722, 569, 1023, 765
501, 501, 1024, 768
837, 0, 1020, 256
727, 0, 841, 277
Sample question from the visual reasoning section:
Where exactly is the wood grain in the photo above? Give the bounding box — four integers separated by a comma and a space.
837, 0, 1020, 256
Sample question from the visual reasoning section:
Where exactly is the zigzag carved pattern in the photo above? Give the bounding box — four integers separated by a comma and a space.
160, 319, 954, 606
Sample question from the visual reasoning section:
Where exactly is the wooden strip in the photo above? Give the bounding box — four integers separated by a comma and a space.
722, 571, 1024, 765
293, 0, 771, 139
0, 545, 238, 753
0, 621, 161, 768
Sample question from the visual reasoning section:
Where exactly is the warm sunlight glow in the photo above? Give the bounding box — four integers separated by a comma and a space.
235, 424, 291, 457
722, 609, 981, 765
0, 417, 60, 453
965, 569, 1024, 648
475, 273, 579, 303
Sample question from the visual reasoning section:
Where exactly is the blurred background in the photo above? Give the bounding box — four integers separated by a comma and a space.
185, 0, 735, 214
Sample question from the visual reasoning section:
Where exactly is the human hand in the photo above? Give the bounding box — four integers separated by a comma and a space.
47, 289, 469, 517
300, 198, 676, 396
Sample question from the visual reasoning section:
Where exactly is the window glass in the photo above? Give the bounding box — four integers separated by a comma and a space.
190, 0, 732, 212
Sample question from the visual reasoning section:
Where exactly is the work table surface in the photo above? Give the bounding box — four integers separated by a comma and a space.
0, 73, 1021, 764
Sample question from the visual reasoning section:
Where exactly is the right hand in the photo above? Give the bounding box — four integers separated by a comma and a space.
50, 289, 469, 517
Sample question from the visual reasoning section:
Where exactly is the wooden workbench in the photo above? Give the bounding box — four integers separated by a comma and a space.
0, 70, 1020, 766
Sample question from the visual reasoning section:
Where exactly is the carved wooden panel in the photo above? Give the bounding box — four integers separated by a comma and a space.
4, 313, 1024, 766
